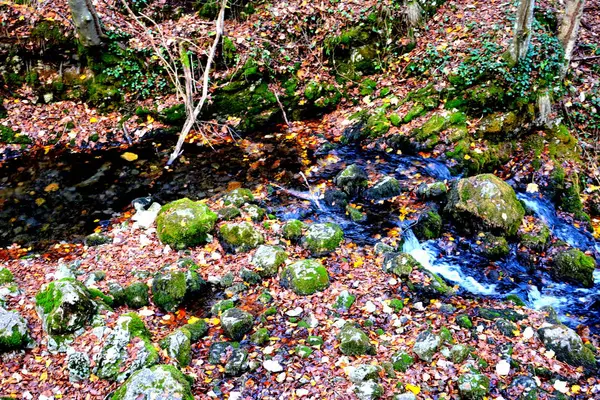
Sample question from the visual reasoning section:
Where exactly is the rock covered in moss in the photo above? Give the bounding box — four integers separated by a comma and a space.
220, 308, 254, 341
181, 320, 208, 342
335, 164, 369, 196
417, 181, 447, 199
391, 351, 414, 372
551, 248, 596, 288
111, 364, 193, 400
152, 269, 204, 312
85, 232, 111, 246
251, 245, 288, 277
474, 232, 509, 259
303, 223, 344, 255
450, 344, 470, 363
414, 209, 442, 240
282, 219, 305, 240
0, 307, 30, 351
456, 314, 473, 329
445, 174, 524, 236
67, 351, 90, 382
243, 204, 266, 221
413, 330, 440, 362
519, 222, 550, 252
35, 278, 96, 336
218, 206, 241, 220
338, 323, 374, 356
458, 371, 490, 400
382, 253, 420, 278
94, 313, 158, 381
0, 267, 14, 285
156, 198, 217, 249
160, 328, 192, 366
366, 176, 401, 200
346, 204, 367, 222
324, 189, 349, 210
281, 259, 330, 295
225, 348, 249, 376
108, 282, 126, 307
334, 290, 356, 312
219, 221, 264, 252
537, 323, 596, 370
354, 380, 384, 400
124, 282, 150, 309
222, 188, 254, 207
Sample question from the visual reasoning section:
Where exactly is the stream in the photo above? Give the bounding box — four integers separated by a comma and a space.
1, 130, 598, 331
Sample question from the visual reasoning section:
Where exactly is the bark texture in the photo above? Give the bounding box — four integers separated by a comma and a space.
68, 0, 103, 47
509, 0, 535, 64
558, 0, 586, 72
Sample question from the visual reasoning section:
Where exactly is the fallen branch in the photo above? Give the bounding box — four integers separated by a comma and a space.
572, 55, 600, 62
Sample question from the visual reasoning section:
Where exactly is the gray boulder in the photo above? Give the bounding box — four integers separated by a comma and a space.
111, 365, 193, 400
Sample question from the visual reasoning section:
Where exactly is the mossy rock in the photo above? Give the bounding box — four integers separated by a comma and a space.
414, 210, 442, 240
382, 252, 420, 278
219, 221, 264, 253
35, 278, 96, 336
474, 232, 509, 259
366, 176, 401, 200
0, 308, 31, 351
365, 112, 391, 137
211, 299, 235, 316
160, 328, 192, 366
456, 314, 473, 329
218, 206, 241, 221
445, 174, 524, 236
0, 126, 32, 145
458, 372, 490, 400
251, 327, 269, 345
538, 323, 596, 370
223, 188, 254, 207
111, 365, 193, 400
476, 111, 521, 139
182, 320, 208, 342
551, 249, 596, 288
413, 330, 440, 362
324, 189, 349, 210
519, 223, 550, 252
403, 103, 426, 123
251, 245, 288, 277
156, 198, 218, 249
152, 269, 201, 312
282, 219, 305, 241
346, 204, 367, 222
391, 351, 414, 372
416, 181, 447, 199
335, 164, 369, 196
243, 204, 266, 221
124, 282, 150, 309
220, 308, 253, 341
333, 290, 356, 312
338, 323, 374, 356
477, 308, 525, 322
0, 268, 14, 285
303, 223, 344, 256
450, 344, 470, 363
281, 259, 330, 295
85, 232, 111, 246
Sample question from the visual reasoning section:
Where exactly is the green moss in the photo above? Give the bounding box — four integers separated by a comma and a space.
552, 249, 596, 288
159, 104, 186, 125
403, 103, 426, 123
111, 364, 194, 400
282, 219, 305, 240
458, 372, 490, 400
0, 126, 32, 145
476, 233, 509, 259
333, 290, 356, 312
456, 314, 473, 329
87, 287, 114, 306
219, 221, 264, 252
0, 268, 14, 285
303, 223, 344, 255
505, 294, 526, 307
31, 21, 70, 47
161, 328, 192, 366
391, 351, 414, 372
152, 271, 187, 312
338, 323, 374, 356
35, 281, 62, 315
223, 188, 254, 207
519, 224, 550, 252
414, 210, 442, 240
477, 308, 525, 322
124, 282, 150, 309
281, 259, 330, 295
222, 37, 237, 64
251, 327, 269, 345
156, 198, 218, 249
366, 112, 391, 137
182, 320, 208, 342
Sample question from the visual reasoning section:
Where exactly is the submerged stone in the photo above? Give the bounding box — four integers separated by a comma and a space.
281, 259, 330, 295
474, 232, 509, 260
111, 365, 193, 400
156, 198, 218, 249
446, 174, 524, 236
335, 164, 369, 196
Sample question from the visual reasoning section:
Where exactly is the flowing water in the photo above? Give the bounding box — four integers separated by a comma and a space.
1, 131, 598, 331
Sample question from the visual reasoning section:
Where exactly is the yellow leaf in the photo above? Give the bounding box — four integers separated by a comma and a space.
89, 117, 98, 123
464, 154, 471, 160
44, 182, 59, 192
571, 385, 581, 394
121, 152, 139, 162
147, 115, 155, 123
40, 371, 48, 381
187, 316, 200, 325
406, 384, 421, 395
89, 374, 99, 382
209, 317, 220, 325
35, 198, 45, 206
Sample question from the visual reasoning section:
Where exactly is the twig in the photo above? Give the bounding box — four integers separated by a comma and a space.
272, 88, 290, 128
299, 171, 323, 210
572, 55, 600, 61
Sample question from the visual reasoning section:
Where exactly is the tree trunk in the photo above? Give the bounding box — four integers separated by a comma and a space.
558, 0, 586, 74
509, 0, 535, 64
68, 0, 103, 47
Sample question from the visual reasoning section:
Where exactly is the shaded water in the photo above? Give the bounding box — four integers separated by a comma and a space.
1, 132, 599, 331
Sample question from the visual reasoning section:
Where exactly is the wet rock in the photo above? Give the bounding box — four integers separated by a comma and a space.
111, 365, 193, 400
445, 174, 525, 236
551, 248, 596, 288
519, 223, 550, 252
338, 323, 374, 356
160, 328, 192, 366
281, 259, 330, 295
335, 164, 369, 196
124, 282, 150, 309
222, 188, 254, 207
220, 221, 264, 253
67, 351, 90, 382
474, 232, 509, 260
0, 307, 31, 351
537, 323, 596, 370
366, 176, 401, 200
282, 219, 305, 241
94, 313, 158, 381
354, 381, 383, 400
346, 204, 367, 222
324, 189, 349, 210
156, 198, 218, 249
225, 348, 249, 376
477, 308, 525, 322
414, 209, 442, 240
450, 344, 470, 363
221, 308, 253, 341
374, 242, 395, 255
413, 330, 440, 362
417, 181, 447, 199
382, 253, 420, 278
457, 371, 490, 400
391, 351, 414, 372
303, 223, 344, 256
35, 278, 96, 336
251, 245, 288, 277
